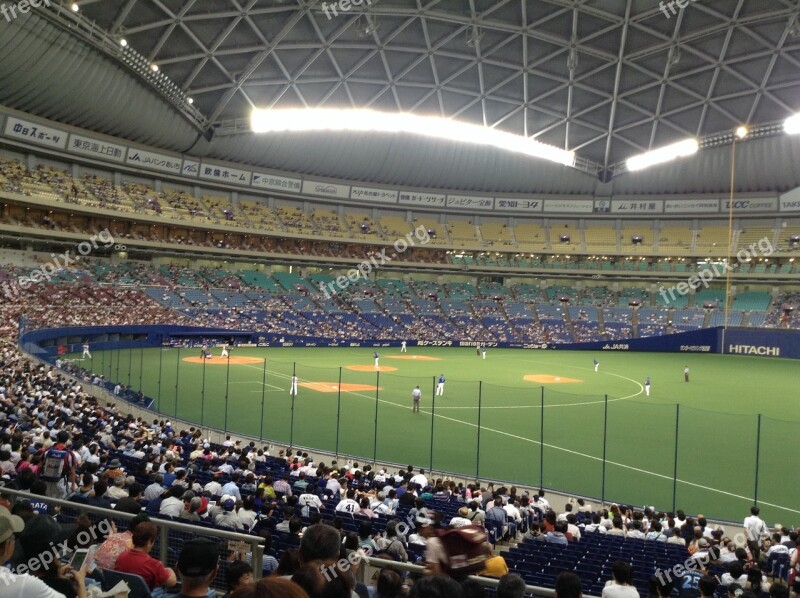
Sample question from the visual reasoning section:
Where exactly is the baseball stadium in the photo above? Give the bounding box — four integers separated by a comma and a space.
1, 2, 800, 597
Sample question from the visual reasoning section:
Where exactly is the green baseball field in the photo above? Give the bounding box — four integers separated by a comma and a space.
75, 346, 799, 525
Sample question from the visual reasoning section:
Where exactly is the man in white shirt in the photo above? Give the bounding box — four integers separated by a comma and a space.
627, 520, 646, 540
585, 514, 607, 534
298, 491, 323, 511
160, 487, 188, 517
409, 469, 428, 489
335, 489, 360, 514
765, 532, 790, 557
744, 506, 768, 559
204, 478, 223, 497
325, 472, 342, 497
369, 493, 393, 515
448, 507, 473, 528
144, 475, 166, 501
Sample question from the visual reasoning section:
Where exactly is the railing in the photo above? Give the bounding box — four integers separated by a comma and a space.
0, 487, 265, 595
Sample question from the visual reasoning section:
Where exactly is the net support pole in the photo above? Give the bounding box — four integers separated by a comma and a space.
540, 386, 545, 489
157, 345, 163, 409
259, 356, 267, 442
335, 367, 342, 459
200, 351, 207, 427
289, 362, 296, 449
373, 370, 380, 464
224, 353, 231, 434
127, 347, 132, 386
754, 414, 762, 506
476, 381, 482, 481
174, 346, 180, 419
138, 346, 144, 391
672, 404, 680, 512
429, 378, 436, 473
602, 394, 608, 504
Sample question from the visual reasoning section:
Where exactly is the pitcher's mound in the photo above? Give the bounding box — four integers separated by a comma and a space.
524, 375, 582, 384
386, 355, 441, 361
346, 365, 398, 372
182, 356, 264, 365
299, 382, 382, 393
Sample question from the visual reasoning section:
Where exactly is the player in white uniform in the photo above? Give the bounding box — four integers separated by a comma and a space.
220, 343, 229, 358
374, 352, 380, 369
593, 359, 599, 372
400, 340, 407, 353
645, 377, 651, 396
290, 375, 298, 397
436, 374, 445, 396
481, 346, 487, 359
82, 343, 91, 359
412, 386, 421, 412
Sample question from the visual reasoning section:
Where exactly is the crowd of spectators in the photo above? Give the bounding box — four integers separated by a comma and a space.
0, 341, 796, 598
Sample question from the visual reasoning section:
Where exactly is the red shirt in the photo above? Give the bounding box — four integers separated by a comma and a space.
114, 549, 172, 590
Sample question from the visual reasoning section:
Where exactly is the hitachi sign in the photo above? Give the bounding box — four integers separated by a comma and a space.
728, 344, 780, 356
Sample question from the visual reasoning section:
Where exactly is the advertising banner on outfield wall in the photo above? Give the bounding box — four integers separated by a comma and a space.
20, 325, 800, 360
446, 195, 494, 210
721, 328, 800, 359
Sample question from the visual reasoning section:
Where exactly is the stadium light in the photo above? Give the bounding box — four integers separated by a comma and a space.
785, 113, 800, 135
250, 108, 576, 166
626, 138, 698, 171
735, 126, 748, 139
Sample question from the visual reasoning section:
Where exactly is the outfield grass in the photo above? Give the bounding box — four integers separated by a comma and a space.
77, 346, 800, 524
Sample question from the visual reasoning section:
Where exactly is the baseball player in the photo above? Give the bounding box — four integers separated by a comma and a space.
436, 374, 445, 396
400, 340, 407, 353
220, 342, 229, 358
290, 375, 298, 397
374, 352, 380, 369
645, 377, 651, 396
82, 342, 91, 359
412, 386, 421, 412
593, 359, 599, 372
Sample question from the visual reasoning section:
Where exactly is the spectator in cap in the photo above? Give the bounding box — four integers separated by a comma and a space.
0, 506, 61, 598
175, 538, 220, 597
215, 498, 244, 530
106, 475, 129, 501
180, 497, 203, 522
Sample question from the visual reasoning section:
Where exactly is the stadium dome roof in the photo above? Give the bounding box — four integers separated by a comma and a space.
1, 1, 799, 195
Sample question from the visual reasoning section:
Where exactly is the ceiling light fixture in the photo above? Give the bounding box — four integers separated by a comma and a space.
735, 126, 748, 139
250, 108, 576, 166
785, 113, 800, 135
625, 138, 699, 171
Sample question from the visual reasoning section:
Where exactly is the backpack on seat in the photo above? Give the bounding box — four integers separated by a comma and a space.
436, 525, 488, 577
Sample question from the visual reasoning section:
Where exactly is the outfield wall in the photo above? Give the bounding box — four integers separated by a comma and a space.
19, 324, 800, 359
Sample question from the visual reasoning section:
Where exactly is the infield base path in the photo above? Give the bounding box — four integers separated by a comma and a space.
346, 365, 398, 372
182, 356, 264, 365
524, 374, 582, 384
299, 382, 382, 393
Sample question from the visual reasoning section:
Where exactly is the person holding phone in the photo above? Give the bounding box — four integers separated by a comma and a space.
18, 515, 89, 598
